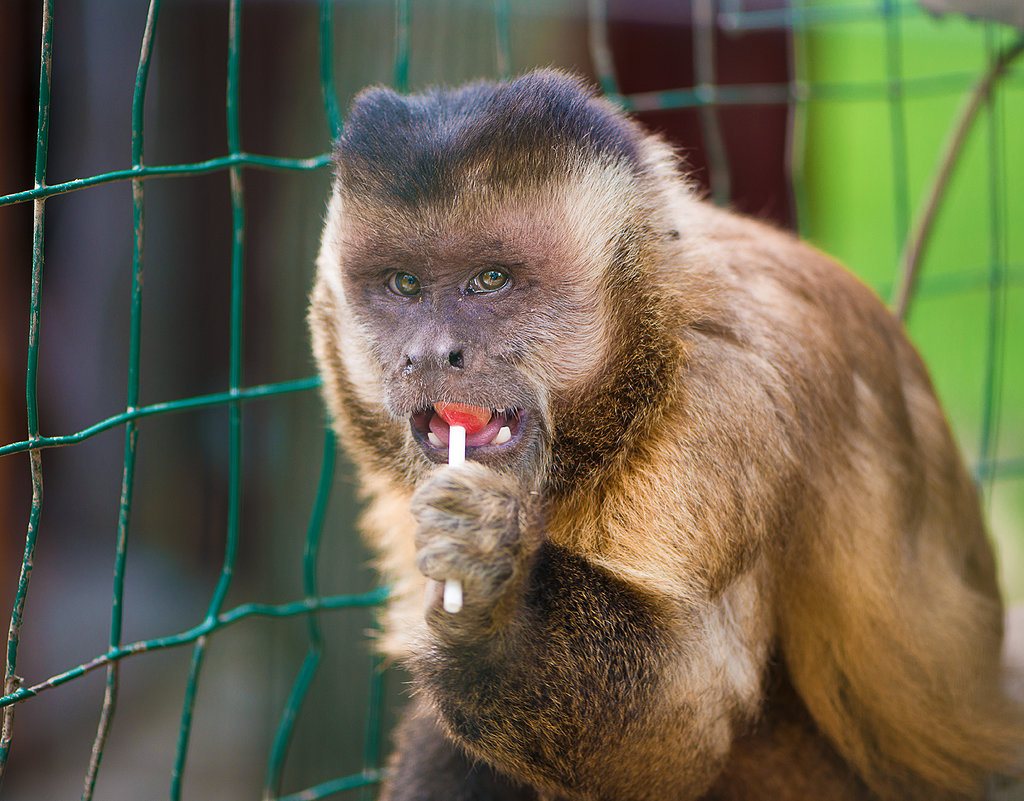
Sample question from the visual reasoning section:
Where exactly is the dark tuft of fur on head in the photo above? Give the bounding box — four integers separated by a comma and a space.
334, 69, 644, 205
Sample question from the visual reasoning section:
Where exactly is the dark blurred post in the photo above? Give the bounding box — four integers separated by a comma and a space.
0, 2, 35, 607
607, 0, 795, 230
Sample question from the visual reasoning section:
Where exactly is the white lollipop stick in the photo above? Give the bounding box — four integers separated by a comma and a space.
448, 424, 466, 467
443, 425, 466, 613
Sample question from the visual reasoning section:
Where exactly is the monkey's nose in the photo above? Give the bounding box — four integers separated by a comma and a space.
402, 345, 465, 374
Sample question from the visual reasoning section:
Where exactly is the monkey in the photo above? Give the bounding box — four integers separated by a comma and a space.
308, 69, 1023, 800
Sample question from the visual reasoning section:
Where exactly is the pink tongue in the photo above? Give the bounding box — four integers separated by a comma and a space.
433, 402, 491, 434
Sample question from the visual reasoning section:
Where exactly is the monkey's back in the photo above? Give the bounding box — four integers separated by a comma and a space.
655, 200, 1016, 797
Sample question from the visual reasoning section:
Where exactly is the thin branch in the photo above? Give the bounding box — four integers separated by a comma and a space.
892, 34, 1024, 321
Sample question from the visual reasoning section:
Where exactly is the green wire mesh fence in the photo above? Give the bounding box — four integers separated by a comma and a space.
0, 0, 1021, 799
1, 2, 390, 798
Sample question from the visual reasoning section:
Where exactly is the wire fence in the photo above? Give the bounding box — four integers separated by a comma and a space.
1, 2, 389, 798
1, 0, 1021, 799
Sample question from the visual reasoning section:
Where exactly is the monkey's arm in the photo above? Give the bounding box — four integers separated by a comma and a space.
409, 464, 710, 801
381, 700, 542, 801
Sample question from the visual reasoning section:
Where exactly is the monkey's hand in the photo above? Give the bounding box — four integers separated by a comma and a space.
411, 462, 539, 636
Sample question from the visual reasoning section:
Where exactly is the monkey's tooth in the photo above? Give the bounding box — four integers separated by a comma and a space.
427, 431, 443, 448
493, 426, 512, 445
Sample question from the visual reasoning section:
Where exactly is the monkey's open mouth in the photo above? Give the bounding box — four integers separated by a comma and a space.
410, 406, 525, 456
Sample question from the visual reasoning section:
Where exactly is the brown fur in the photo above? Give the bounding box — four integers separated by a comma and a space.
309, 70, 1023, 800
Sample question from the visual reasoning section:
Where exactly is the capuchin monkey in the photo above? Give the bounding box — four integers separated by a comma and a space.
309, 69, 1023, 800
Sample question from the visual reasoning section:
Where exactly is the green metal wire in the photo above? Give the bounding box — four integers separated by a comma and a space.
0, 378, 322, 458
494, 0, 512, 79
0, 2, 387, 798
0, 587, 390, 709
319, 0, 343, 141
0, 154, 330, 208
263, 429, 335, 800
265, 4, 373, 796
172, 1, 246, 796
83, 4, 162, 797
0, 0, 52, 788
892, 35, 1024, 319
976, 23, 1009, 499
277, 768, 386, 801
720, 0, 920, 30
393, 0, 410, 93
614, 67, 1024, 113
587, 0, 620, 98
358, 651, 388, 801
882, 0, 912, 265
694, 0, 732, 206
787, 0, 812, 232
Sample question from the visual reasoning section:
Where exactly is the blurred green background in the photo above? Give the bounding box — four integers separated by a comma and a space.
798, 0, 1024, 597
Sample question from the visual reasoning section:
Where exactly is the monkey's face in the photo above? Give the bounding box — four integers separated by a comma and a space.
313, 179, 624, 484
351, 228, 545, 473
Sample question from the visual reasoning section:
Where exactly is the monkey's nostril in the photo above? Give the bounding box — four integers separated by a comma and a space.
448, 350, 464, 369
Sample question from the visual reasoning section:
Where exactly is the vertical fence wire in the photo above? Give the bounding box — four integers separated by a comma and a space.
494, 0, 512, 79
171, 1, 247, 797
0, 0, 53, 787
81, 4, 162, 797
261, 5, 343, 795
785, 0, 811, 233
693, 0, 732, 206
976, 23, 1009, 496
319, 0, 343, 142
358, 649, 387, 801
393, 0, 410, 93
883, 0, 911, 261
263, 430, 336, 801
586, 0, 620, 98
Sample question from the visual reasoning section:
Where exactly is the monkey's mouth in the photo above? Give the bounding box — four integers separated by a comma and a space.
410, 406, 525, 458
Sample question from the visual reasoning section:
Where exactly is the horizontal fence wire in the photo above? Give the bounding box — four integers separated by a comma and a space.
0, 587, 390, 710
0, 155, 332, 209
0, 0, 1022, 798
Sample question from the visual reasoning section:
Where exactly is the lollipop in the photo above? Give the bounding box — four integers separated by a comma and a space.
433, 402, 492, 613
434, 401, 492, 435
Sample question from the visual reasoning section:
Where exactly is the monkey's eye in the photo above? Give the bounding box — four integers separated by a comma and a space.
388, 272, 421, 297
468, 268, 509, 294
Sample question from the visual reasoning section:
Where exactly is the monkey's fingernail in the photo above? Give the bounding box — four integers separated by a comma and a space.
428, 431, 443, 448
493, 426, 511, 445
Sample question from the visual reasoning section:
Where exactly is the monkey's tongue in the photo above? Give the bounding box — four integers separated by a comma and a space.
433, 402, 492, 433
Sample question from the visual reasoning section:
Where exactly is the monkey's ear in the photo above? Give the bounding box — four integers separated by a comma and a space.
333, 85, 412, 161
347, 85, 411, 127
